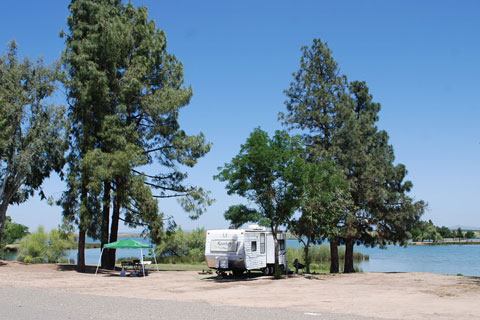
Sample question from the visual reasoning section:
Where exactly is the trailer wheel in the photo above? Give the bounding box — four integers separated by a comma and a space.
262, 267, 269, 276
269, 266, 275, 275
232, 270, 244, 277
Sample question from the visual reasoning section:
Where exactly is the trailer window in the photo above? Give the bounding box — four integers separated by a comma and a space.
260, 233, 265, 254
251, 241, 257, 252
279, 239, 285, 250
210, 240, 237, 252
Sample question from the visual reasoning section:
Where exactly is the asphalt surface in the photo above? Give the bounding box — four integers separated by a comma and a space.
1, 286, 387, 320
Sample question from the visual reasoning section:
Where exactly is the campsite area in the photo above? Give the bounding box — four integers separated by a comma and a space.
1, 261, 479, 320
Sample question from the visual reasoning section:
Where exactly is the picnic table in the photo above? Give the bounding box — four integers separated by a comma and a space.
121, 260, 152, 276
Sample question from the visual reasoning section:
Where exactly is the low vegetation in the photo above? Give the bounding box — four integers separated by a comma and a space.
287, 245, 369, 273
16, 226, 75, 263
154, 227, 206, 264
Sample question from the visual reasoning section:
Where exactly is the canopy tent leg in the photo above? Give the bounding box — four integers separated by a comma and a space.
153, 252, 159, 272
140, 248, 145, 277
95, 248, 105, 276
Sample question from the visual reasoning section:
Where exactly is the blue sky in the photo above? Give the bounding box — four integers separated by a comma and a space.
2, 0, 479, 232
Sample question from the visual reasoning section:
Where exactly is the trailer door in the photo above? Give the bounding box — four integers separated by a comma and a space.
266, 233, 275, 264
244, 232, 266, 270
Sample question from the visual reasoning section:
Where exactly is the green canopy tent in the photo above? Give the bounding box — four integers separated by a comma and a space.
95, 239, 159, 277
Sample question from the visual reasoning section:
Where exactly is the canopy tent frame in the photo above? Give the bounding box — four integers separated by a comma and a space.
95, 239, 159, 277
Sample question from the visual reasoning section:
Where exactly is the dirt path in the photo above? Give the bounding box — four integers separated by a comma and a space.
1, 261, 479, 319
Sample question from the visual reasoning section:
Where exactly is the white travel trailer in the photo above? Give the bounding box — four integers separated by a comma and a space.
205, 225, 287, 275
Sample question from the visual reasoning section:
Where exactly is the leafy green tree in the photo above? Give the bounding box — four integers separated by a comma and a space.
1, 216, 29, 246
223, 204, 263, 229
215, 128, 306, 278
0, 41, 67, 248
61, 0, 212, 271
465, 230, 475, 239
456, 227, 464, 239
281, 39, 425, 273
411, 220, 441, 242
294, 161, 351, 273
436, 226, 454, 239
156, 227, 206, 263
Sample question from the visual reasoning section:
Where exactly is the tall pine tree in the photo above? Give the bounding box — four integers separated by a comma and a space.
281, 39, 425, 273
61, 0, 211, 271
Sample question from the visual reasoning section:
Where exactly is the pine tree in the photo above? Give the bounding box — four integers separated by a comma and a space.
61, 0, 211, 271
281, 39, 425, 273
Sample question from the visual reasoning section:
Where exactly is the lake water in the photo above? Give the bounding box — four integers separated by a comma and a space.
65, 237, 153, 266
287, 240, 480, 276
5, 237, 480, 276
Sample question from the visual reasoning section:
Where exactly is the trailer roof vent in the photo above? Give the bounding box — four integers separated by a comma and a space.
247, 224, 266, 231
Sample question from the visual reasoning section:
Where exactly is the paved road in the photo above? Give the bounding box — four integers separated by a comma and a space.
1, 287, 386, 320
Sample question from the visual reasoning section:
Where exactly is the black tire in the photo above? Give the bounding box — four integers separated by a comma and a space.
232, 269, 244, 277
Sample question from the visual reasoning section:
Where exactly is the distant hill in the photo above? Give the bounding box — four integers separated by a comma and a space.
450, 225, 480, 231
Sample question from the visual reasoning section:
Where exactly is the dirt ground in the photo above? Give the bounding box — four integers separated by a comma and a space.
1, 260, 479, 319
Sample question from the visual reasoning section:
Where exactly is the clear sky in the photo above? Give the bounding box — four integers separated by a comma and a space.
1, 0, 479, 232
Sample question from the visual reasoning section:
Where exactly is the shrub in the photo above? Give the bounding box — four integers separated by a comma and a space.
17, 226, 75, 263
1, 216, 29, 247
155, 227, 206, 264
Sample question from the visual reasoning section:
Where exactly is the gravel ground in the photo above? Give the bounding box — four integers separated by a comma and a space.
1, 286, 382, 320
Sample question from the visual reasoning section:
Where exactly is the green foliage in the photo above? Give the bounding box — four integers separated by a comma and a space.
223, 204, 263, 229
465, 230, 475, 239
0, 41, 67, 247
215, 129, 306, 230
436, 226, 454, 238
1, 216, 29, 246
411, 220, 442, 242
456, 228, 464, 239
17, 226, 75, 263
155, 227, 206, 263
291, 160, 351, 272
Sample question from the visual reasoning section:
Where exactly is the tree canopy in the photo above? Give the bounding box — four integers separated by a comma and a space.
0, 41, 67, 248
215, 128, 306, 276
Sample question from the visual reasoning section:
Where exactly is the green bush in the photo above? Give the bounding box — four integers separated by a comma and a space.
155, 227, 206, 264
465, 231, 476, 239
1, 216, 29, 247
16, 226, 75, 263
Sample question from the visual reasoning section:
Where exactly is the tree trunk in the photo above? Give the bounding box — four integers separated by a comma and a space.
304, 238, 311, 274
100, 181, 111, 268
0, 202, 8, 249
273, 235, 280, 278
77, 226, 86, 272
329, 238, 339, 274
106, 192, 120, 269
77, 178, 88, 272
344, 238, 355, 273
